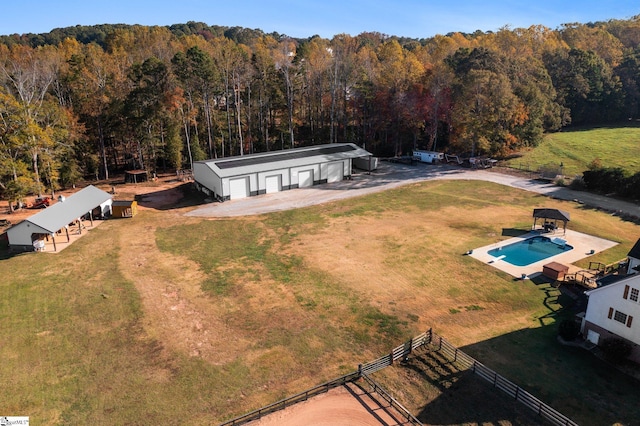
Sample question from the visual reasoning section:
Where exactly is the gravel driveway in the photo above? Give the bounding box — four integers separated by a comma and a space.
186, 162, 640, 220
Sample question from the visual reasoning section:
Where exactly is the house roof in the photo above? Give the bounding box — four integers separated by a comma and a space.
195, 143, 373, 178
628, 238, 640, 259
533, 208, 570, 222
585, 273, 640, 296
17, 185, 112, 233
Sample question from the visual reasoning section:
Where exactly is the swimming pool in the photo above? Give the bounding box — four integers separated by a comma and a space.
488, 236, 573, 267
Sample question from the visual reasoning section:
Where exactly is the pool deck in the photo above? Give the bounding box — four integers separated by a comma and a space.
469, 229, 619, 279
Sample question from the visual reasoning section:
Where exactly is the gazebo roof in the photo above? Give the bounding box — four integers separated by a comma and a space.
533, 208, 571, 222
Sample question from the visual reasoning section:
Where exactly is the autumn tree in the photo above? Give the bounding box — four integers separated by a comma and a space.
273, 38, 298, 149
250, 35, 283, 151
0, 44, 69, 194
124, 56, 178, 174
373, 39, 424, 155
447, 48, 528, 156
172, 46, 219, 158
544, 48, 624, 124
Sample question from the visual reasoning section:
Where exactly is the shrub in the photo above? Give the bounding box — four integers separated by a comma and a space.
600, 337, 633, 364
582, 167, 627, 193
569, 175, 586, 190
620, 171, 640, 200
558, 319, 581, 341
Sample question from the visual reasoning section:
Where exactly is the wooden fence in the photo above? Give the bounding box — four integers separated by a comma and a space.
431, 333, 579, 426
218, 371, 360, 426
359, 329, 432, 376
219, 329, 432, 426
219, 328, 579, 426
360, 374, 422, 425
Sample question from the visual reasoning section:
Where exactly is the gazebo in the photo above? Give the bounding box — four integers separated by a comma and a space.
532, 208, 570, 234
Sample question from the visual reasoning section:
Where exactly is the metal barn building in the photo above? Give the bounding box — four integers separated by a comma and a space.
6, 185, 113, 252
193, 143, 373, 201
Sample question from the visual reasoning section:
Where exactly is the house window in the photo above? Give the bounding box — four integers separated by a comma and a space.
614, 310, 628, 324
630, 288, 639, 302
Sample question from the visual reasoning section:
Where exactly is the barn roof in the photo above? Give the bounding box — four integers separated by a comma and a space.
18, 185, 112, 233
629, 238, 640, 259
195, 143, 372, 178
533, 208, 571, 222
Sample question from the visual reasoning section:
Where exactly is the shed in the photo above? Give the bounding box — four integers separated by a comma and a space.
194, 143, 373, 202
353, 156, 379, 171
124, 170, 148, 184
5, 185, 112, 252
112, 200, 138, 218
532, 208, 570, 234
543, 262, 569, 281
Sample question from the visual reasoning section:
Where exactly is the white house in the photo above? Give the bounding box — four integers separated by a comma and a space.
193, 143, 373, 201
581, 274, 640, 362
6, 185, 113, 252
412, 150, 443, 164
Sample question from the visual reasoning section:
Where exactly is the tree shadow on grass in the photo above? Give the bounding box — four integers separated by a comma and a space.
459, 326, 640, 426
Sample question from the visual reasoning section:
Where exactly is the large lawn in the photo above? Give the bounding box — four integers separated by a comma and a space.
505, 122, 640, 177
1, 180, 639, 425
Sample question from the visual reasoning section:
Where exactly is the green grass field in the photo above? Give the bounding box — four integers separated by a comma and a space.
505, 122, 640, 177
1, 180, 639, 425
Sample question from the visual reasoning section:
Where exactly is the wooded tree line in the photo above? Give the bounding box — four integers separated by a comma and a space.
1, 18, 640, 202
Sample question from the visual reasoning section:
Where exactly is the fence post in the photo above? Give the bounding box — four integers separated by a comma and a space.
404, 338, 412, 362
427, 328, 432, 344
358, 364, 362, 377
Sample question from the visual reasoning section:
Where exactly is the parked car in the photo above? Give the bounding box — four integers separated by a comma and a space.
28, 196, 51, 209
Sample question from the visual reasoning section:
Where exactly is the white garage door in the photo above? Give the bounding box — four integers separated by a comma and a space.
298, 170, 314, 188
327, 162, 344, 183
265, 175, 282, 194
229, 177, 249, 199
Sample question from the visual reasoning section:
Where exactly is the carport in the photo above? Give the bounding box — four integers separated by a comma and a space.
6, 185, 113, 252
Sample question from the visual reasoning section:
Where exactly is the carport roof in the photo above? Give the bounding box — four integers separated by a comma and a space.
196, 143, 372, 178
20, 185, 112, 233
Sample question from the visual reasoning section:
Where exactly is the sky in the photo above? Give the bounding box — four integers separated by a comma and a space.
0, 0, 638, 40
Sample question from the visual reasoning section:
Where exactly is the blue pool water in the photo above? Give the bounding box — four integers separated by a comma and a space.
488, 236, 573, 267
